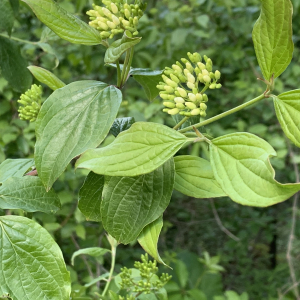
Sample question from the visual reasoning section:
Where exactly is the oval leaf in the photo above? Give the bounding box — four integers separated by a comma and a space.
101, 159, 174, 244
76, 122, 187, 177
78, 172, 104, 222
109, 117, 135, 137
71, 247, 110, 266
104, 33, 141, 64
0, 158, 34, 183
210, 133, 300, 207
0, 176, 61, 213
252, 0, 294, 80
174, 155, 226, 198
28, 66, 65, 90
138, 216, 168, 266
21, 0, 102, 45
0, 215, 71, 299
0, 0, 14, 34
35, 81, 122, 190
273, 90, 300, 148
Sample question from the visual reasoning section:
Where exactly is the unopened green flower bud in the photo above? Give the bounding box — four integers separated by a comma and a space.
216, 83, 222, 89
176, 61, 184, 69
100, 31, 110, 38
186, 62, 194, 73
112, 15, 120, 25
170, 74, 180, 83
176, 103, 185, 109
191, 108, 201, 115
177, 88, 187, 98
184, 69, 190, 77
166, 79, 177, 88
111, 2, 119, 14
168, 108, 180, 115
164, 86, 174, 93
192, 88, 198, 94
181, 58, 189, 64
187, 73, 195, 84
122, 19, 131, 27
98, 21, 109, 30
163, 108, 170, 113
168, 95, 176, 101
197, 62, 206, 70
203, 75, 211, 83
203, 55, 208, 62
125, 8, 131, 19
196, 93, 203, 101
194, 67, 201, 75
203, 94, 208, 102
185, 102, 197, 109
200, 111, 207, 117
163, 102, 176, 108
107, 21, 117, 29
202, 69, 209, 76
209, 83, 216, 89
102, 7, 112, 18
215, 70, 221, 80
184, 112, 192, 117
200, 103, 207, 110
198, 73, 204, 82
193, 52, 201, 62
159, 93, 169, 100
188, 93, 196, 102
187, 82, 195, 89
172, 64, 182, 73
174, 97, 185, 103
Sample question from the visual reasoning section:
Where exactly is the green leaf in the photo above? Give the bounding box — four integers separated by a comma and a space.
129, 69, 163, 76
71, 247, 110, 265
101, 159, 174, 244
35, 81, 122, 190
0, 158, 34, 183
21, 0, 102, 45
210, 133, 300, 207
109, 291, 119, 300
84, 273, 109, 288
133, 74, 162, 101
78, 172, 104, 222
273, 90, 300, 148
76, 122, 187, 177
224, 291, 240, 300
0, 37, 32, 92
104, 33, 141, 64
109, 117, 135, 137
138, 216, 168, 266
37, 42, 60, 69
0, 177, 61, 213
174, 155, 226, 198
9, 0, 19, 15
252, 0, 293, 80
28, 66, 66, 90
0, 215, 71, 299
0, 0, 14, 34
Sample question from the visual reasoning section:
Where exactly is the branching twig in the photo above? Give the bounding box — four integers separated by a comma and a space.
209, 199, 240, 242
279, 281, 300, 300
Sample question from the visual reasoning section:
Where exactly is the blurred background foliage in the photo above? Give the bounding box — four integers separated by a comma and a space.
1, 0, 300, 299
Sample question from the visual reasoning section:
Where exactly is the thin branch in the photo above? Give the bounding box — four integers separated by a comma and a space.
209, 199, 240, 242
286, 142, 300, 300
279, 281, 300, 300
71, 234, 94, 279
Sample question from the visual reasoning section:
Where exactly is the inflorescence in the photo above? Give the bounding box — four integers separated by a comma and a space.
157, 52, 222, 117
18, 84, 43, 122
87, 0, 146, 39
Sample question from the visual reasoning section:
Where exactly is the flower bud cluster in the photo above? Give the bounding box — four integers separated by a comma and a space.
119, 254, 172, 296
87, 0, 146, 39
157, 52, 222, 117
18, 84, 43, 122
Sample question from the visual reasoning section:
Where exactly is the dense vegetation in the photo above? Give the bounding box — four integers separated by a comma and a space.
1, 0, 300, 299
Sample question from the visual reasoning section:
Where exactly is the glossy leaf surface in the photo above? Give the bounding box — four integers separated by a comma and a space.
252, 0, 293, 80
0, 216, 71, 300
109, 117, 135, 137
210, 133, 300, 207
174, 155, 226, 198
35, 81, 122, 190
76, 122, 187, 176
21, 0, 102, 45
101, 159, 174, 244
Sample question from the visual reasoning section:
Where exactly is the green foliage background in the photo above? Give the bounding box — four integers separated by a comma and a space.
1, 0, 300, 299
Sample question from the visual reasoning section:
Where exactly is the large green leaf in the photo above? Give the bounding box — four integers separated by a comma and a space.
78, 172, 104, 222
138, 216, 167, 266
210, 133, 300, 207
21, 0, 102, 45
76, 122, 188, 176
101, 159, 174, 244
71, 247, 110, 265
0, 0, 14, 34
0, 176, 60, 213
0, 158, 34, 183
252, 0, 293, 80
35, 81, 122, 190
104, 33, 141, 64
174, 155, 226, 198
273, 90, 300, 148
0, 37, 32, 92
28, 66, 66, 90
0, 215, 71, 299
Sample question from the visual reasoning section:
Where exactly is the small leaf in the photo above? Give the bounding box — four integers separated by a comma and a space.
35, 81, 122, 190
0, 37, 32, 92
133, 74, 162, 101
129, 69, 163, 76
104, 33, 141, 64
101, 159, 174, 244
109, 291, 119, 300
210, 133, 300, 207
174, 155, 226, 198
0, 215, 71, 299
109, 117, 135, 137
273, 90, 300, 148
21, 0, 102, 45
84, 273, 110, 288
9, 0, 19, 15
78, 172, 104, 222
0, 177, 61, 213
0, 0, 14, 34
71, 247, 110, 265
37, 42, 60, 69
0, 158, 34, 183
28, 66, 66, 90
76, 122, 187, 177
252, 0, 294, 80
138, 216, 168, 266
